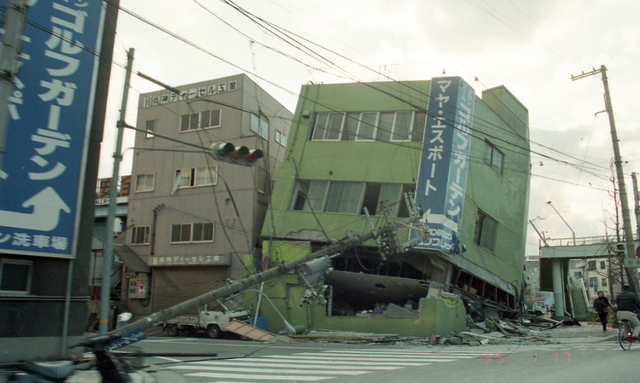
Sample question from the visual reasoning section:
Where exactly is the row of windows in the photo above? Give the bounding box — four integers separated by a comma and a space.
588, 277, 608, 287
310, 113, 505, 176
145, 110, 221, 138
180, 109, 222, 132
310, 111, 426, 143
292, 180, 500, 254
135, 166, 218, 193
145, 112, 286, 147
291, 180, 415, 217
131, 223, 214, 245
587, 260, 608, 270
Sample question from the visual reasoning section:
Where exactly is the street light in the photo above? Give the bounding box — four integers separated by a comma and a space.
546, 201, 577, 246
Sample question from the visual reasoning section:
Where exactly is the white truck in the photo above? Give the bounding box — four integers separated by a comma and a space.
163, 307, 250, 339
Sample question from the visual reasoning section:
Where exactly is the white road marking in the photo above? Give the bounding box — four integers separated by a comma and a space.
312, 351, 476, 359
189, 360, 402, 370
262, 355, 453, 363
184, 372, 332, 381
171, 365, 372, 375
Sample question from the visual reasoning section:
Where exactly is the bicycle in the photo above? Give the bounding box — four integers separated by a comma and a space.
618, 320, 635, 351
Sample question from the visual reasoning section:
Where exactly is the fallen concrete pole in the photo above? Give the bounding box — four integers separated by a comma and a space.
109, 215, 422, 338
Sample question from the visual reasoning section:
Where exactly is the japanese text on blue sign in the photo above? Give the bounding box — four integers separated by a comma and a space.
411, 77, 475, 254
0, 0, 105, 258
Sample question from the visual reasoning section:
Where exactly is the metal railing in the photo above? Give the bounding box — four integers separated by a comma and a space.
541, 234, 639, 248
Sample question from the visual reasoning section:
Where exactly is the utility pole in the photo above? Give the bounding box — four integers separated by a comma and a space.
529, 219, 549, 247
99, 48, 134, 335
632, 172, 640, 239
108, 215, 424, 338
0, 0, 28, 173
572, 65, 639, 294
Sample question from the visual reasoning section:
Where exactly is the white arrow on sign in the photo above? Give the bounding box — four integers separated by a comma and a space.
0, 187, 71, 231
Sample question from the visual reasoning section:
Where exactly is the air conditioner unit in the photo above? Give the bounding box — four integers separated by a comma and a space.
113, 217, 123, 235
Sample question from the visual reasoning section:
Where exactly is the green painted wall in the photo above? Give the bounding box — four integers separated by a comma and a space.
244, 273, 466, 337
262, 80, 530, 294
312, 296, 466, 337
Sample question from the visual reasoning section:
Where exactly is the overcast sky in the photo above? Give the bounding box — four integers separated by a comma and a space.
100, 0, 640, 256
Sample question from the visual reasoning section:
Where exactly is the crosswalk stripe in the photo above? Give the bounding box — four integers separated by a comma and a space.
171, 365, 373, 375
364, 349, 482, 355
262, 355, 453, 363
184, 372, 332, 381
259, 356, 429, 366
296, 352, 474, 360
189, 360, 403, 370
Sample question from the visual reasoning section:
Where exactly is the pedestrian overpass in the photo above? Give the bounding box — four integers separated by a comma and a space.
539, 235, 639, 319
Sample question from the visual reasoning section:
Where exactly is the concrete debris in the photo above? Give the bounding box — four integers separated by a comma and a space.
384, 303, 418, 319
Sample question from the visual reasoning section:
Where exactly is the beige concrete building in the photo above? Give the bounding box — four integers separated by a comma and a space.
121, 74, 292, 316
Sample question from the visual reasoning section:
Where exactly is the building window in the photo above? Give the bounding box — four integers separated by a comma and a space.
250, 114, 269, 140
257, 167, 269, 195
574, 271, 583, 279
175, 166, 217, 189
391, 111, 414, 141
292, 180, 329, 212
587, 260, 596, 271
600, 260, 606, 269
131, 226, 150, 245
474, 210, 498, 252
483, 141, 503, 173
0, 259, 32, 295
601, 278, 607, 287
325, 182, 364, 214
193, 223, 214, 242
311, 113, 344, 141
355, 112, 379, 141
180, 110, 221, 132
135, 173, 155, 192
275, 130, 287, 147
589, 277, 597, 288
171, 223, 213, 243
360, 183, 401, 215
200, 109, 221, 128
171, 223, 192, 243
180, 113, 198, 132
145, 119, 155, 138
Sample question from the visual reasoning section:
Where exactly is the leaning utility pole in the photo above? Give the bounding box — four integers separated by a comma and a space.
108, 215, 423, 338
572, 65, 638, 294
99, 48, 134, 335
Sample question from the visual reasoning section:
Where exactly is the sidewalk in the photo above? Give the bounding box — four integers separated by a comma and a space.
539, 322, 619, 344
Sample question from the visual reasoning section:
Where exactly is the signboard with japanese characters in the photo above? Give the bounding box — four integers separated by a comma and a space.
0, 1, 105, 258
410, 77, 475, 254
142, 80, 239, 109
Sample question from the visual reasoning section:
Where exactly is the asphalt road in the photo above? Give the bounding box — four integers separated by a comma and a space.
124, 335, 639, 382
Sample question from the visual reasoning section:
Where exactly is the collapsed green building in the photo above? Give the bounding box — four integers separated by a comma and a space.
248, 77, 530, 337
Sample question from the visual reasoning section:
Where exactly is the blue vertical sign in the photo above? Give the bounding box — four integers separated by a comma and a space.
411, 77, 475, 254
0, 1, 105, 258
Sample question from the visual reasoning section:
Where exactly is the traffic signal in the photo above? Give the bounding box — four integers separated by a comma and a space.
615, 243, 626, 256
209, 142, 264, 166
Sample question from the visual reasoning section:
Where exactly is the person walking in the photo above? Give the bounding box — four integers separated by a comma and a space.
616, 285, 640, 339
593, 291, 613, 331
